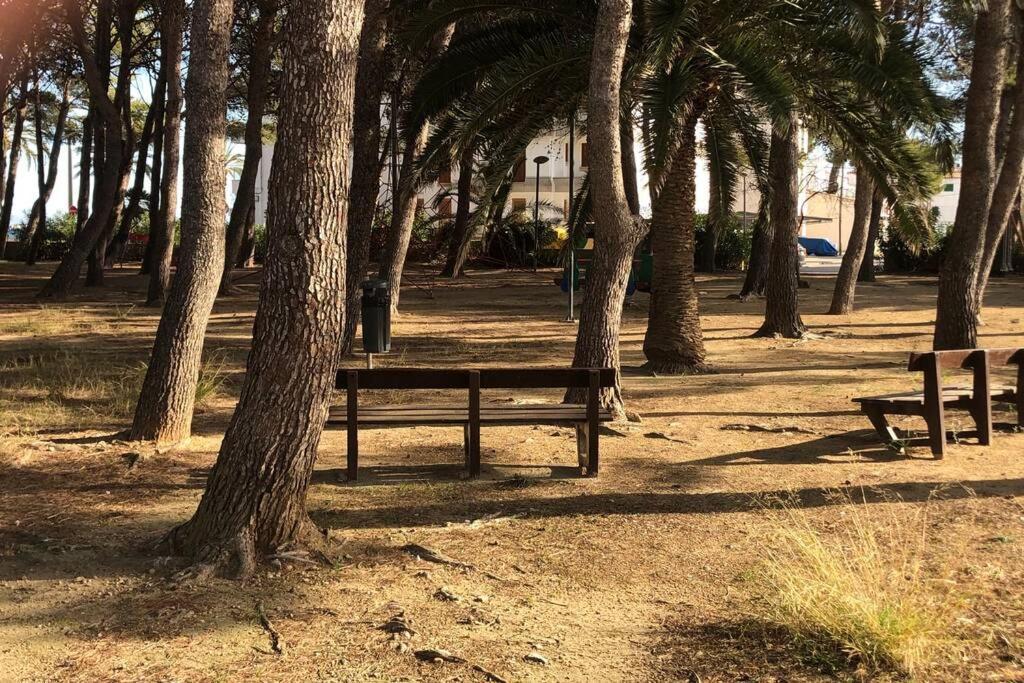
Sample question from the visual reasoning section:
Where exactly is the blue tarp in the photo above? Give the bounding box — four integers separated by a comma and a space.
798, 237, 839, 256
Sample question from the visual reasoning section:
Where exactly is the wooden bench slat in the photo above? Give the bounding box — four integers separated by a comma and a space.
854, 385, 1016, 404
326, 403, 613, 426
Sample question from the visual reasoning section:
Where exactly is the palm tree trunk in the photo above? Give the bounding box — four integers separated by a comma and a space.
166, 0, 363, 573
643, 114, 707, 374
0, 81, 28, 257
567, 0, 643, 419
146, 0, 185, 306
131, 0, 234, 443
341, 0, 388, 354
754, 112, 806, 338
738, 201, 771, 298
934, 0, 1011, 350
973, 42, 1024, 312
828, 166, 874, 314
857, 189, 883, 283
220, 0, 276, 295
441, 143, 475, 277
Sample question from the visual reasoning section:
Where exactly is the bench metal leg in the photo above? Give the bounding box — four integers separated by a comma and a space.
863, 406, 899, 445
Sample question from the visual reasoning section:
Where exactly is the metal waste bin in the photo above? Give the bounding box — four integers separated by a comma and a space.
361, 279, 391, 354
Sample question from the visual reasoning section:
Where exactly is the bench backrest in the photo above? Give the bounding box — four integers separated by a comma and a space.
335, 367, 617, 391
907, 348, 1024, 372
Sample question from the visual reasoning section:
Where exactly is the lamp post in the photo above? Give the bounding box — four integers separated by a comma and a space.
532, 154, 549, 272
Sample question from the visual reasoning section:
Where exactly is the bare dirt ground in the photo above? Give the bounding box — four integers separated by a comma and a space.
0, 262, 1022, 682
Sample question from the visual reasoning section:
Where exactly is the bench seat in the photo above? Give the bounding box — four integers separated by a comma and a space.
854, 385, 1016, 407
327, 403, 614, 427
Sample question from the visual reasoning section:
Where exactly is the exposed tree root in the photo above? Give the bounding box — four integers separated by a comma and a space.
751, 324, 807, 340
642, 360, 713, 376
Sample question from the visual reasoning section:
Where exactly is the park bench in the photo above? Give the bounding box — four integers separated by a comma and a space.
853, 348, 1023, 458
327, 367, 616, 480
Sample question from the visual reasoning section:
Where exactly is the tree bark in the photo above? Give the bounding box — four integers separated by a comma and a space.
828, 166, 875, 314
74, 110, 93, 238
441, 143, 475, 277
25, 85, 71, 264
220, 0, 276, 295
141, 70, 166, 275
167, 0, 363, 574
754, 112, 806, 338
0, 80, 28, 257
934, 0, 1011, 349
973, 40, 1024, 311
566, 0, 643, 419
146, 0, 184, 305
643, 114, 707, 374
106, 67, 164, 261
858, 189, 883, 283
739, 201, 771, 298
39, 0, 132, 298
340, 0, 389, 355
377, 25, 454, 313
0, 87, 7, 254
621, 116, 641, 216
131, 0, 234, 443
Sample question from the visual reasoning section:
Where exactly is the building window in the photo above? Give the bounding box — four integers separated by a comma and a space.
513, 156, 526, 182
439, 197, 453, 217
512, 198, 527, 213
439, 166, 451, 184
943, 183, 955, 193
580, 142, 588, 168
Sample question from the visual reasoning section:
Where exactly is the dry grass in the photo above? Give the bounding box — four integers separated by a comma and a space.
753, 492, 963, 677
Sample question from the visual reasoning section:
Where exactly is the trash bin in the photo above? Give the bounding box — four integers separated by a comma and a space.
361, 279, 391, 354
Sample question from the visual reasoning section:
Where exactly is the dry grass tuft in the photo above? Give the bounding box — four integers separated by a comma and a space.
753, 492, 962, 677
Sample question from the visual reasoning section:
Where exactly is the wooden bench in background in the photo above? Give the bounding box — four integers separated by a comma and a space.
327, 368, 616, 480
854, 348, 1023, 457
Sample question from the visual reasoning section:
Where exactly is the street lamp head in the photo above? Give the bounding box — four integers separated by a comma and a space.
533, 155, 549, 165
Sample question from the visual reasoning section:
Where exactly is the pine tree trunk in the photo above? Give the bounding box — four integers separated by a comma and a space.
621, 117, 641, 216
643, 114, 707, 374
340, 0, 388, 355
220, 0, 276, 296
0, 87, 7, 256
74, 111, 93, 238
857, 190, 883, 283
441, 144, 476, 277
141, 76, 166, 275
566, 0, 643, 419
40, 0, 132, 298
86, 150, 132, 284
377, 25, 454, 313
739, 202, 771, 298
131, 0, 234, 443
106, 69, 164, 262
167, 0, 363, 574
934, 0, 1011, 350
0, 82, 28, 256
25, 88, 71, 263
146, 0, 185, 306
973, 42, 1024, 312
754, 112, 806, 338
828, 167, 875, 314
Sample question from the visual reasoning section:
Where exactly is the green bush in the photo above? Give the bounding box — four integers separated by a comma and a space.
695, 213, 753, 270
881, 223, 951, 274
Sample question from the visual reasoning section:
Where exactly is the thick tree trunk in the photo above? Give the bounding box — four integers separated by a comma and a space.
377, 25, 454, 313
74, 111, 93, 238
167, 0, 363, 574
340, 0, 389, 354
86, 148, 132, 284
107, 68, 164, 261
141, 73, 166, 275
0, 82, 28, 257
858, 189, 883, 283
739, 202, 771, 298
567, 0, 643, 420
934, 0, 1011, 350
754, 112, 806, 338
131, 0, 234, 443
441, 144, 475, 277
643, 115, 707, 374
25, 87, 71, 264
828, 167, 875, 314
146, 0, 185, 306
220, 0, 276, 296
973, 43, 1024, 311
39, 0, 132, 298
